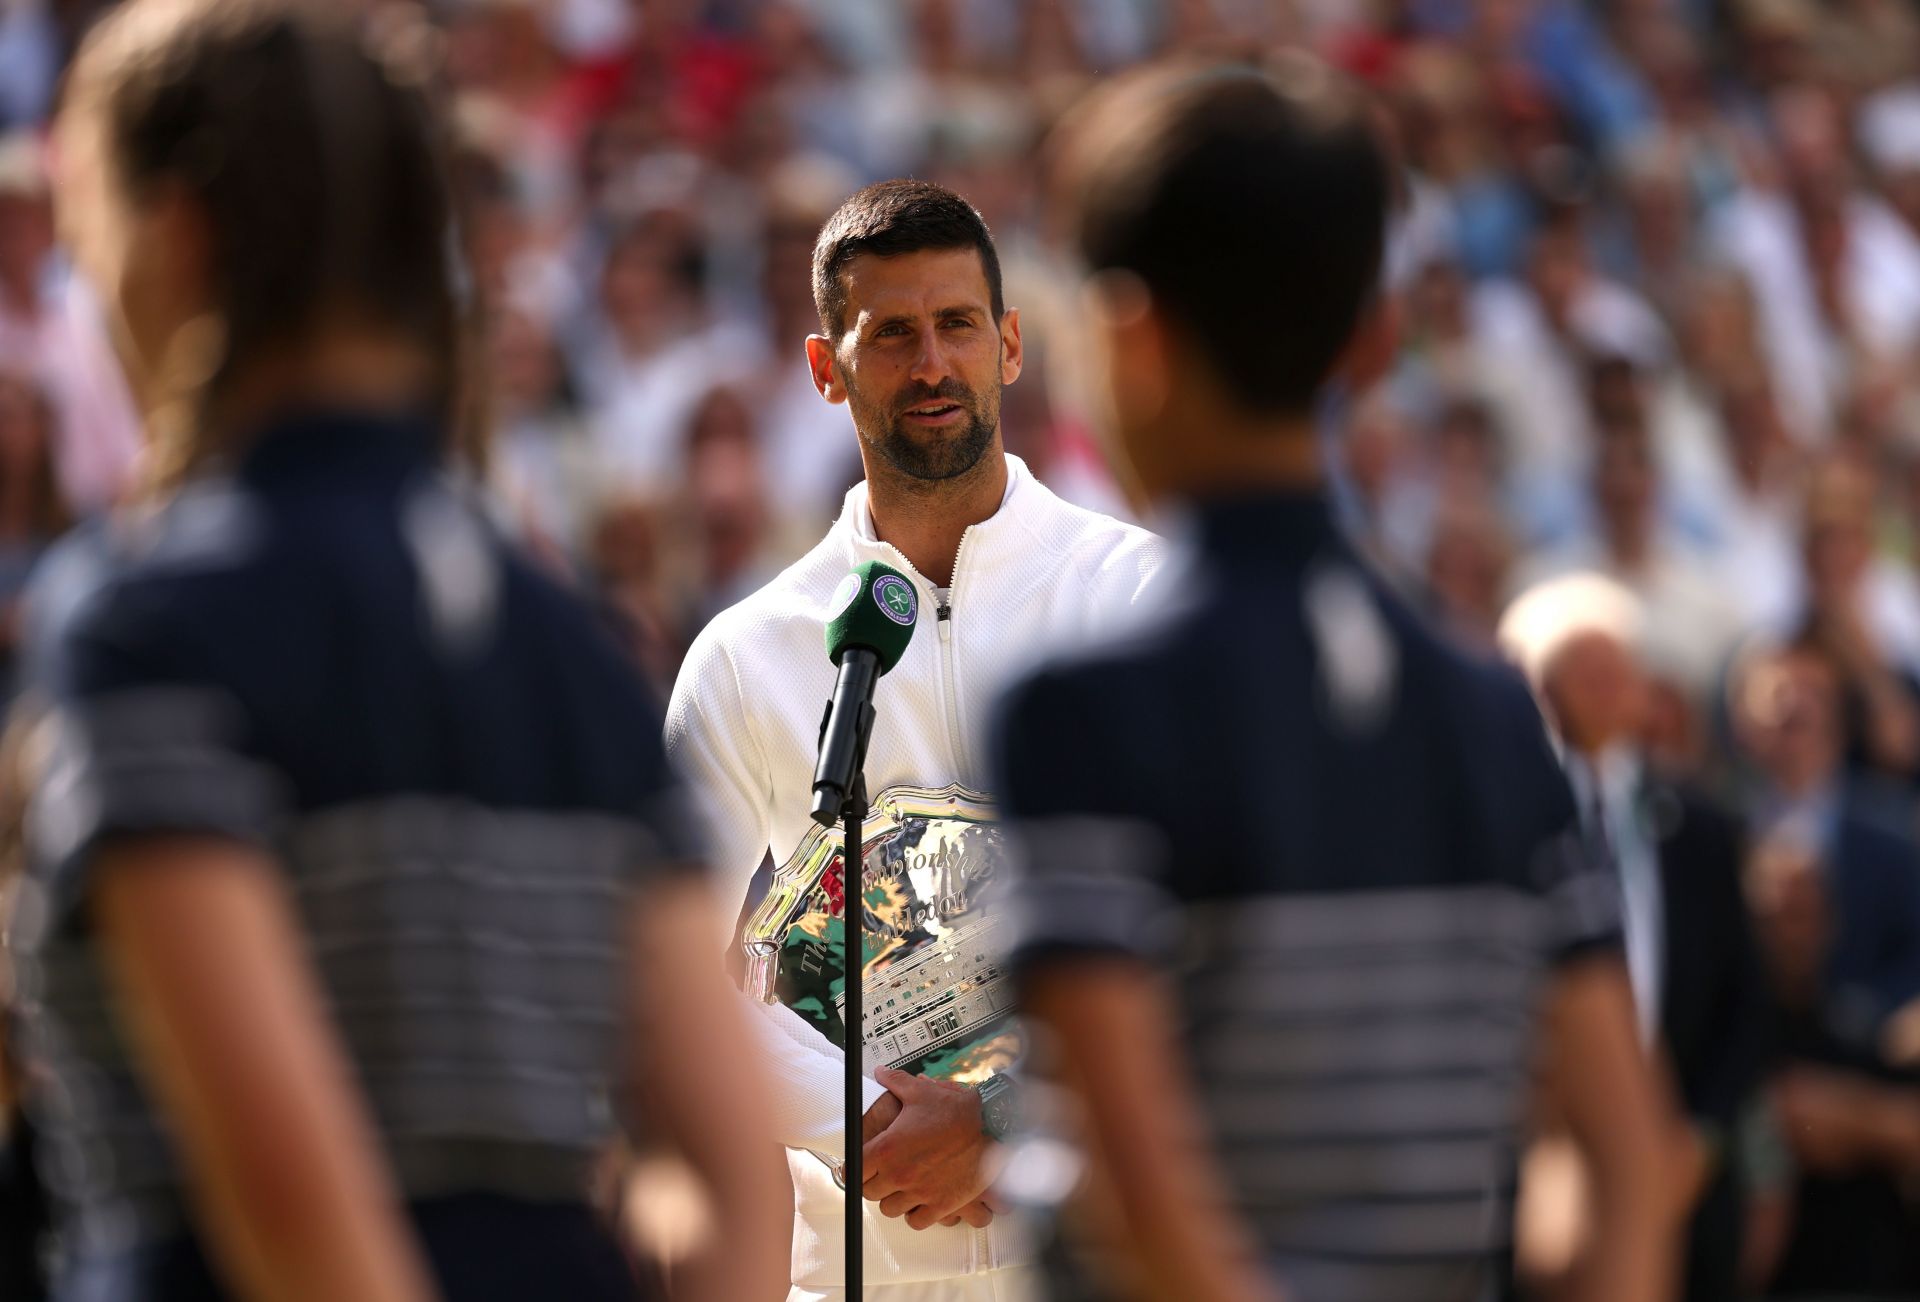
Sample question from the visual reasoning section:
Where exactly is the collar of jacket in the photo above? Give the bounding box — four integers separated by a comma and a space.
828, 453, 1034, 597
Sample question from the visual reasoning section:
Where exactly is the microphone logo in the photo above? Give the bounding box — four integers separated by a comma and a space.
829, 571, 862, 616
874, 574, 918, 626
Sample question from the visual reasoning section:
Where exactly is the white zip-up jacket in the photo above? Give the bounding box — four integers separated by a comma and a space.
664, 455, 1166, 1289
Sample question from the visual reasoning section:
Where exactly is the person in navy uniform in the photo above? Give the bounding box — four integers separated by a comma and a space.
991, 59, 1679, 1302
4, 3, 787, 1301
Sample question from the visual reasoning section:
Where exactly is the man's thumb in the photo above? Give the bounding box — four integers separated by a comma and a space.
875, 1066, 921, 1094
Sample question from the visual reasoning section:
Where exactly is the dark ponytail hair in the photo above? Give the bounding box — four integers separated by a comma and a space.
64, 0, 480, 479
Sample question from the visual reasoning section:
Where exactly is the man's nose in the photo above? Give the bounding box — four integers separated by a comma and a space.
907, 328, 953, 389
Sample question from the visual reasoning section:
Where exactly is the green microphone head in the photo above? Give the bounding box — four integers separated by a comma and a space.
825, 560, 919, 674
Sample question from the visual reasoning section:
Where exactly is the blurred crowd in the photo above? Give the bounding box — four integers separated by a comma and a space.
12, 0, 1920, 1296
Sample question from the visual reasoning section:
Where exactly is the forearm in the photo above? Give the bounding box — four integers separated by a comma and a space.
751, 998, 889, 1158
1554, 1169, 1674, 1302
96, 847, 435, 1302
1028, 962, 1281, 1302
631, 884, 791, 1302
1542, 959, 1678, 1302
194, 1145, 435, 1302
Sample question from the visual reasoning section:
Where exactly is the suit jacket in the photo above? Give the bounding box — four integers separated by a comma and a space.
1825, 789, 1920, 1039
1647, 782, 1773, 1130
1645, 781, 1773, 1302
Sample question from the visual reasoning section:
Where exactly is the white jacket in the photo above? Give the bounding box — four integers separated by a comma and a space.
664, 455, 1165, 1288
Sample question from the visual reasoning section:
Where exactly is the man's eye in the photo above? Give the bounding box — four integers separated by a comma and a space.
875, 325, 908, 339
942, 318, 974, 330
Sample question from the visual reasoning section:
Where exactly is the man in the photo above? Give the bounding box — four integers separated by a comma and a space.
1727, 642, 1920, 1294
1500, 573, 1772, 1300
991, 61, 1676, 1302
1729, 642, 1920, 1032
665, 180, 1163, 1300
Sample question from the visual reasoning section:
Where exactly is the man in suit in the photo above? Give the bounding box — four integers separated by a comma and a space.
1730, 642, 1920, 1039
1503, 573, 1773, 1300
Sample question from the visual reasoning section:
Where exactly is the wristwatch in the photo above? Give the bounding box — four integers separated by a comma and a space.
978, 1072, 1021, 1142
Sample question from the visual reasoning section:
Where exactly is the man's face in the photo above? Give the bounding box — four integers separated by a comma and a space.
1543, 631, 1646, 754
809, 247, 1019, 484
1734, 651, 1842, 788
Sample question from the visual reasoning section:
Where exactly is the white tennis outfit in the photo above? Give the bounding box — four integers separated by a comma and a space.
665, 456, 1165, 1298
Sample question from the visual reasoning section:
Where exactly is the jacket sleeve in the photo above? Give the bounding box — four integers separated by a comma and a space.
664, 623, 887, 1159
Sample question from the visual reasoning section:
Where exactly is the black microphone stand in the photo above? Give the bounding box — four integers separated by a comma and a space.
841, 771, 868, 1300
814, 689, 876, 1299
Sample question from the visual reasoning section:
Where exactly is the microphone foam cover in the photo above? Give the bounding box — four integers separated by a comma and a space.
825, 560, 919, 674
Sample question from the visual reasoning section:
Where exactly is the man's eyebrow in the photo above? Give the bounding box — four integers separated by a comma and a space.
860, 304, 988, 333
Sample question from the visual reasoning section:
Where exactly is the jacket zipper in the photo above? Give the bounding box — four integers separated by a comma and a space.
936, 529, 974, 776
879, 526, 975, 787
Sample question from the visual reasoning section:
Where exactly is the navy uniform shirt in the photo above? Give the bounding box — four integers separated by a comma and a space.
10, 408, 696, 1269
993, 491, 1621, 1302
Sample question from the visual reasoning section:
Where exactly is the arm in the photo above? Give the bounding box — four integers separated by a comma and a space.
626, 876, 791, 1302
1535, 955, 1679, 1302
1770, 1065, 1920, 1174
93, 839, 436, 1302
1023, 955, 1283, 1302
663, 635, 893, 1157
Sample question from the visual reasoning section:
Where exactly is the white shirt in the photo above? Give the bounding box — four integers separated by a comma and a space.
665, 455, 1167, 1288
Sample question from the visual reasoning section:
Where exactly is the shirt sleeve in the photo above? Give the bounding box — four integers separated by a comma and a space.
26, 589, 289, 930
1508, 689, 1625, 967
992, 666, 1181, 971
663, 624, 886, 1156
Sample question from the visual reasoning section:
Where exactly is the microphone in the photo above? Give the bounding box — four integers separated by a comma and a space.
811, 560, 919, 825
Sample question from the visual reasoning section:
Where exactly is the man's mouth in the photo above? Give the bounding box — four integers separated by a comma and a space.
902, 400, 965, 425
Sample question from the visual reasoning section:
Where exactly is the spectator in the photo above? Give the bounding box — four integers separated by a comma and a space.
1730, 644, 1920, 1051
1515, 363, 1745, 704
0, 131, 137, 514
1790, 457, 1920, 784
672, 381, 789, 635
1470, 212, 1669, 541
487, 304, 596, 561
1502, 572, 1773, 1301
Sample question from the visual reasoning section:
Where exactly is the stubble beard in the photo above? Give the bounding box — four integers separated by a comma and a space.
850, 377, 1000, 489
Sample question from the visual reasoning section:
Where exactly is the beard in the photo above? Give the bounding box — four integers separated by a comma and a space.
852, 376, 999, 483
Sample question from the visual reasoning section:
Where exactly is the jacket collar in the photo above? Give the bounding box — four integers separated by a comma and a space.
831, 454, 1036, 593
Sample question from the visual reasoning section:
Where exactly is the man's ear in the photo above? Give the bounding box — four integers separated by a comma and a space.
999, 306, 1024, 386
805, 334, 846, 405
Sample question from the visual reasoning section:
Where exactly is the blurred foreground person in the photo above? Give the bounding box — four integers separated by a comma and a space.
6, 3, 786, 1300
1500, 574, 1771, 1300
993, 60, 1676, 1302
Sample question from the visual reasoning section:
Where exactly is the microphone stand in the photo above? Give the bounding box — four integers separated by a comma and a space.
842, 772, 868, 1300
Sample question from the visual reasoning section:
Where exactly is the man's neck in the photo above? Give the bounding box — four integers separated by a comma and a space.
863, 447, 1009, 589
1145, 403, 1323, 503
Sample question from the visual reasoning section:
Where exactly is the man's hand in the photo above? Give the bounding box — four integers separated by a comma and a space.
861, 1067, 999, 1230
860, 1082, 999, 1228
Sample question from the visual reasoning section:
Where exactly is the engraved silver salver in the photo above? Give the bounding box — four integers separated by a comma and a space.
742, 783, 1021, 1086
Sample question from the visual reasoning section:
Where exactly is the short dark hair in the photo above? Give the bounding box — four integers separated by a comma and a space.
810, 179, 1005, 340
1058, 59, 1389, 416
